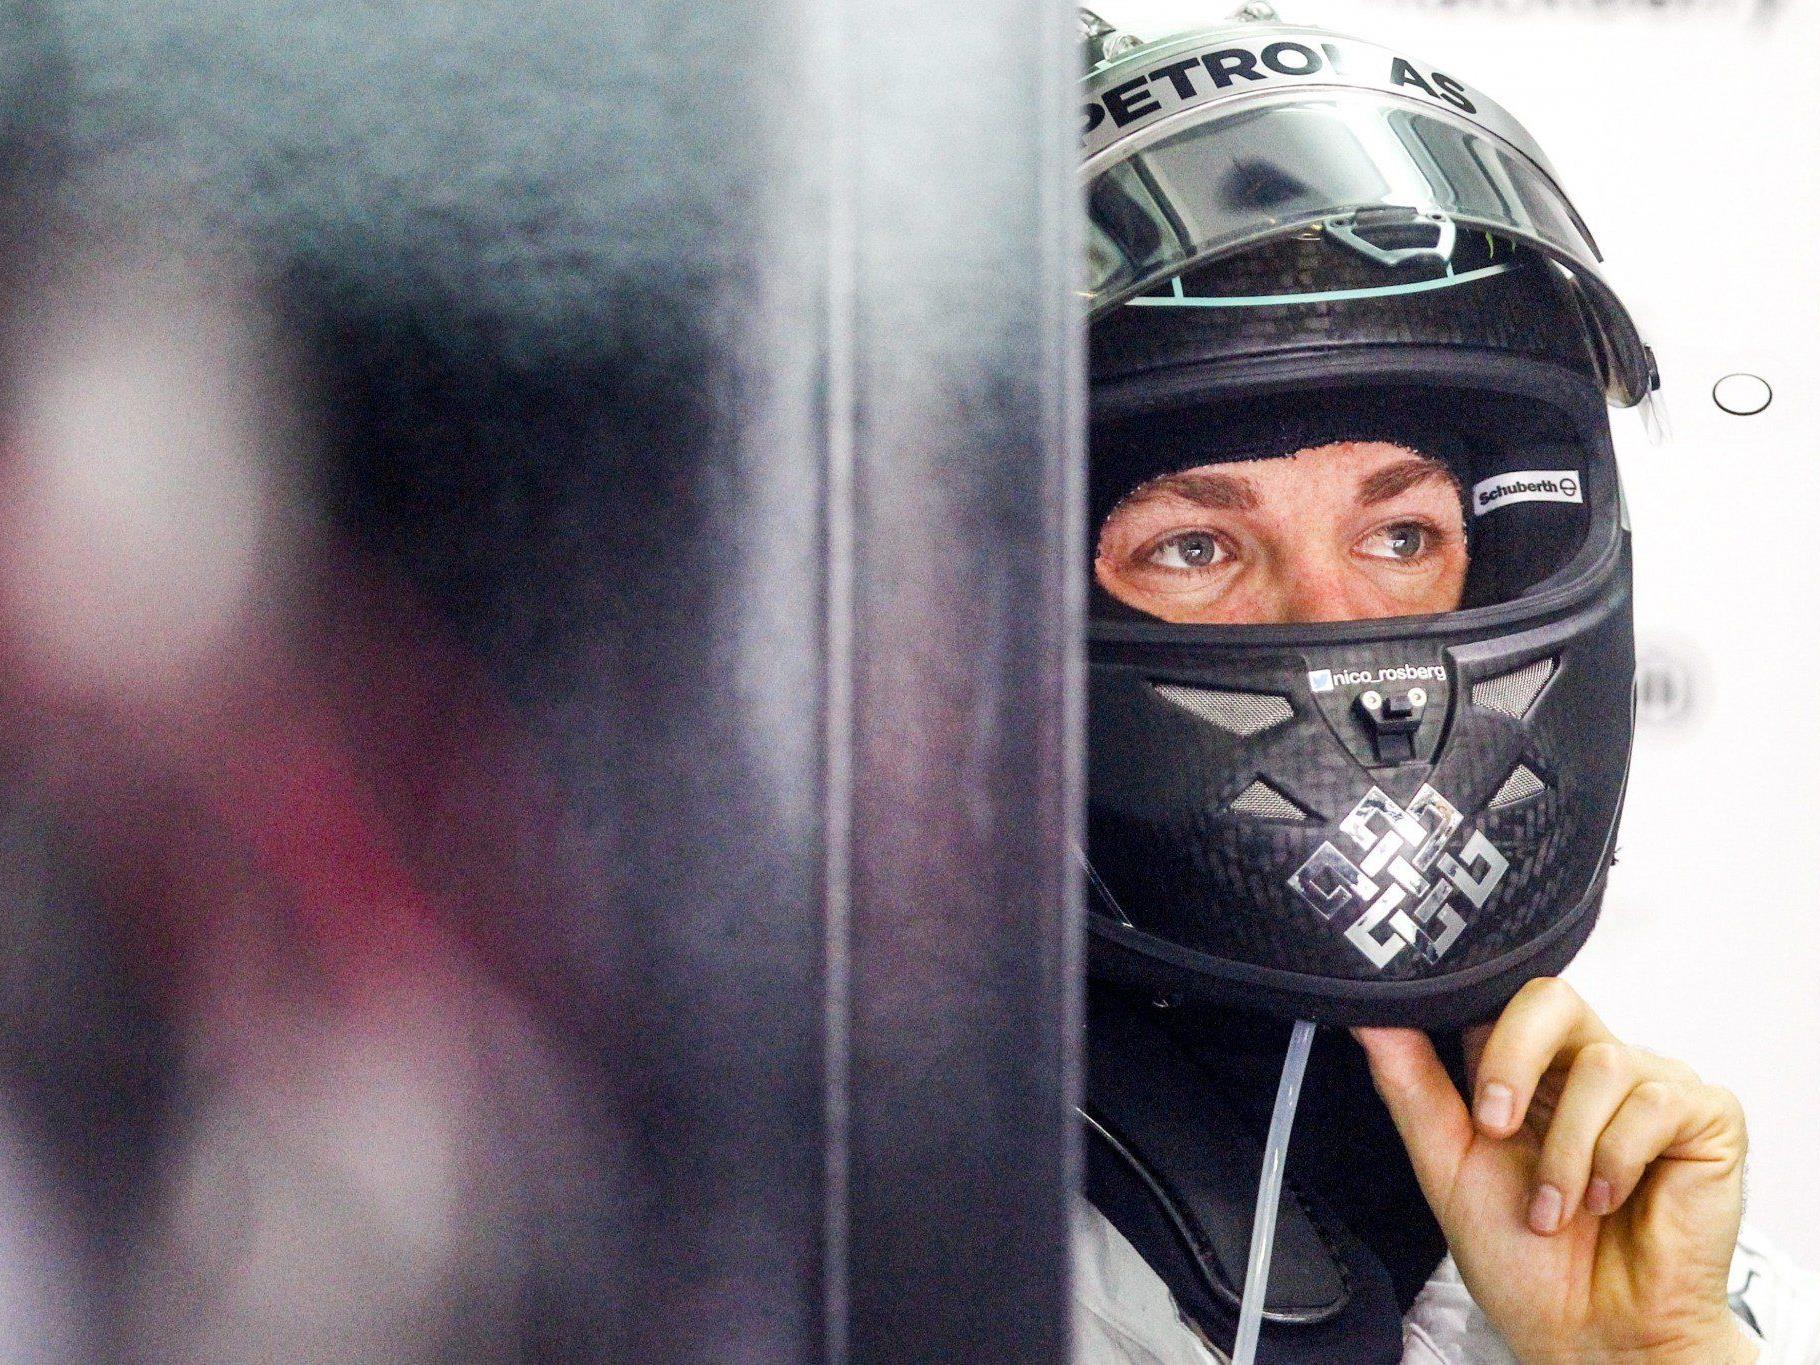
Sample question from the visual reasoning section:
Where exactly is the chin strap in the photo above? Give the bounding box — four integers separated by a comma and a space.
1233, 1019, 1318, 1365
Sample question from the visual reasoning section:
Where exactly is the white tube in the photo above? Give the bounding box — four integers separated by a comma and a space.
1231, 1018, 1317, 1365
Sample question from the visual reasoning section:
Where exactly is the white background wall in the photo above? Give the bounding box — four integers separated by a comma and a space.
1103, 0, 1820, 1266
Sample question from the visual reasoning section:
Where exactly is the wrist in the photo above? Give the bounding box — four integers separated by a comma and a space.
1649, 1317, 1758, 1365
1662, 1318, 1758, 1365
1592, 1319, 1759, 1365
1520, 1317, 1759, 1365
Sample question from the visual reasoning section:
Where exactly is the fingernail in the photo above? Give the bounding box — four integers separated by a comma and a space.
1528, 1184, 1563, 1235
1476, 1082, 1514, 1131
1585, 1178, 1613, 1215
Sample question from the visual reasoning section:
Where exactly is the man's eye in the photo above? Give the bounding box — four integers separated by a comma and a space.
1148, 531, 1228, 570
1359, 522, 1430, 562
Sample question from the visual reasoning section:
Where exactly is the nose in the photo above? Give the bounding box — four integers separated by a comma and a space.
1270, 551, 1376, 624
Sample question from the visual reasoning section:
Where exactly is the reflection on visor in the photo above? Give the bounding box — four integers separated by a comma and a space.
1084, 93, 1650, 405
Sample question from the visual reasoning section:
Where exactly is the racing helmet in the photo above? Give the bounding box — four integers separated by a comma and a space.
1080, 8, 1651, 1029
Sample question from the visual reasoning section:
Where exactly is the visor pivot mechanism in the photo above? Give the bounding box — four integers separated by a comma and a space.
1357, 687, 1427, 763
1079, 9, 1142, 67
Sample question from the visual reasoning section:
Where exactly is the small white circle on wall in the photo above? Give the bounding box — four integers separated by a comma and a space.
1712, 373, 1772, 416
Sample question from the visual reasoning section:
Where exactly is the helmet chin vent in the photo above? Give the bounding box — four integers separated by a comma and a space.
1154, 684, 1294, 737
1471, 658, 1556, 718
1488, 763, 1547, 809
1228, 780, 1309, 822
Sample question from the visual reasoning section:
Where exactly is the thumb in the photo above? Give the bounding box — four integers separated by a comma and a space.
1354, 1026, 1474, 1209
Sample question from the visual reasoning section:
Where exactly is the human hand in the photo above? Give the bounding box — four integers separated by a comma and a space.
1354, 978, 1755, 1365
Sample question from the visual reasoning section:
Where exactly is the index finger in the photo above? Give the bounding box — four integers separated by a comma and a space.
1354, 1026, 1474, 1213
1471, 978, 1616, 1138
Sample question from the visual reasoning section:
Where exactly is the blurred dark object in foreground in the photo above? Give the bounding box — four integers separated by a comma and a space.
0, 1, 1078, 1361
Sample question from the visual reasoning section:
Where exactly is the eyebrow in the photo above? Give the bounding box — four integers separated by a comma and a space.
1357, 457, 1460, 508
1125, 469, 1259, 512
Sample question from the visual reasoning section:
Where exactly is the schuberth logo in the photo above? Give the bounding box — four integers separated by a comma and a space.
1472, 469, 1583, 516
1287, 786, 1509, 970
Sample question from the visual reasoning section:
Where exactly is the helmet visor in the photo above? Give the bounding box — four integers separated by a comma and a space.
1084, 91, 1651, 405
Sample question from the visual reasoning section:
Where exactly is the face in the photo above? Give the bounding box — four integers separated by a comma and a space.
1094, 441, 1468, 625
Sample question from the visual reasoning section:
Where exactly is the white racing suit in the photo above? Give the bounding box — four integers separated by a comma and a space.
1074, 1196, 1820, 1364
